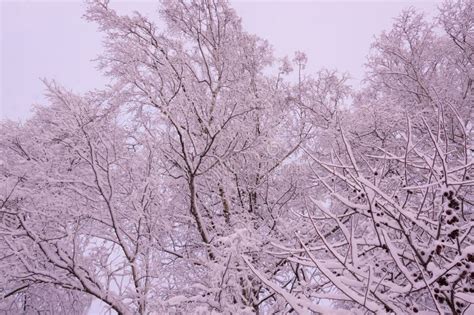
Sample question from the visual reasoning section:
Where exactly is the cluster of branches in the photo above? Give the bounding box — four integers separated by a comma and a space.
0, 0, 472, 314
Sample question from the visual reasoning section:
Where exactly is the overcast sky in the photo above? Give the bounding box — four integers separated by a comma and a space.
1, 0, 440, 122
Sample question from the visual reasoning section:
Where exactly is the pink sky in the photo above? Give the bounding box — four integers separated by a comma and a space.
1, 0, 439, 121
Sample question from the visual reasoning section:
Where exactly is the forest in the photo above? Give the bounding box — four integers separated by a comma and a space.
0, 0, 472, 314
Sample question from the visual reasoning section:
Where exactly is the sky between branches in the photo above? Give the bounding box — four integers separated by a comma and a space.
1, 0, 439, 121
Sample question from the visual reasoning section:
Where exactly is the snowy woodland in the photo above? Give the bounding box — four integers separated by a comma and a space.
0, 0, 473, 314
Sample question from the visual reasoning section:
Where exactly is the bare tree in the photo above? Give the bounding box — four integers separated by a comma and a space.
1, 0, 472, 314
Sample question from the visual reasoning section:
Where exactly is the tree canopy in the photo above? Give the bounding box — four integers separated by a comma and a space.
1, 0, 472, 314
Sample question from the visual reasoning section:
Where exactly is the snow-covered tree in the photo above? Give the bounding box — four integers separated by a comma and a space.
1, 0, 472, 314
255, 1, 473, 314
